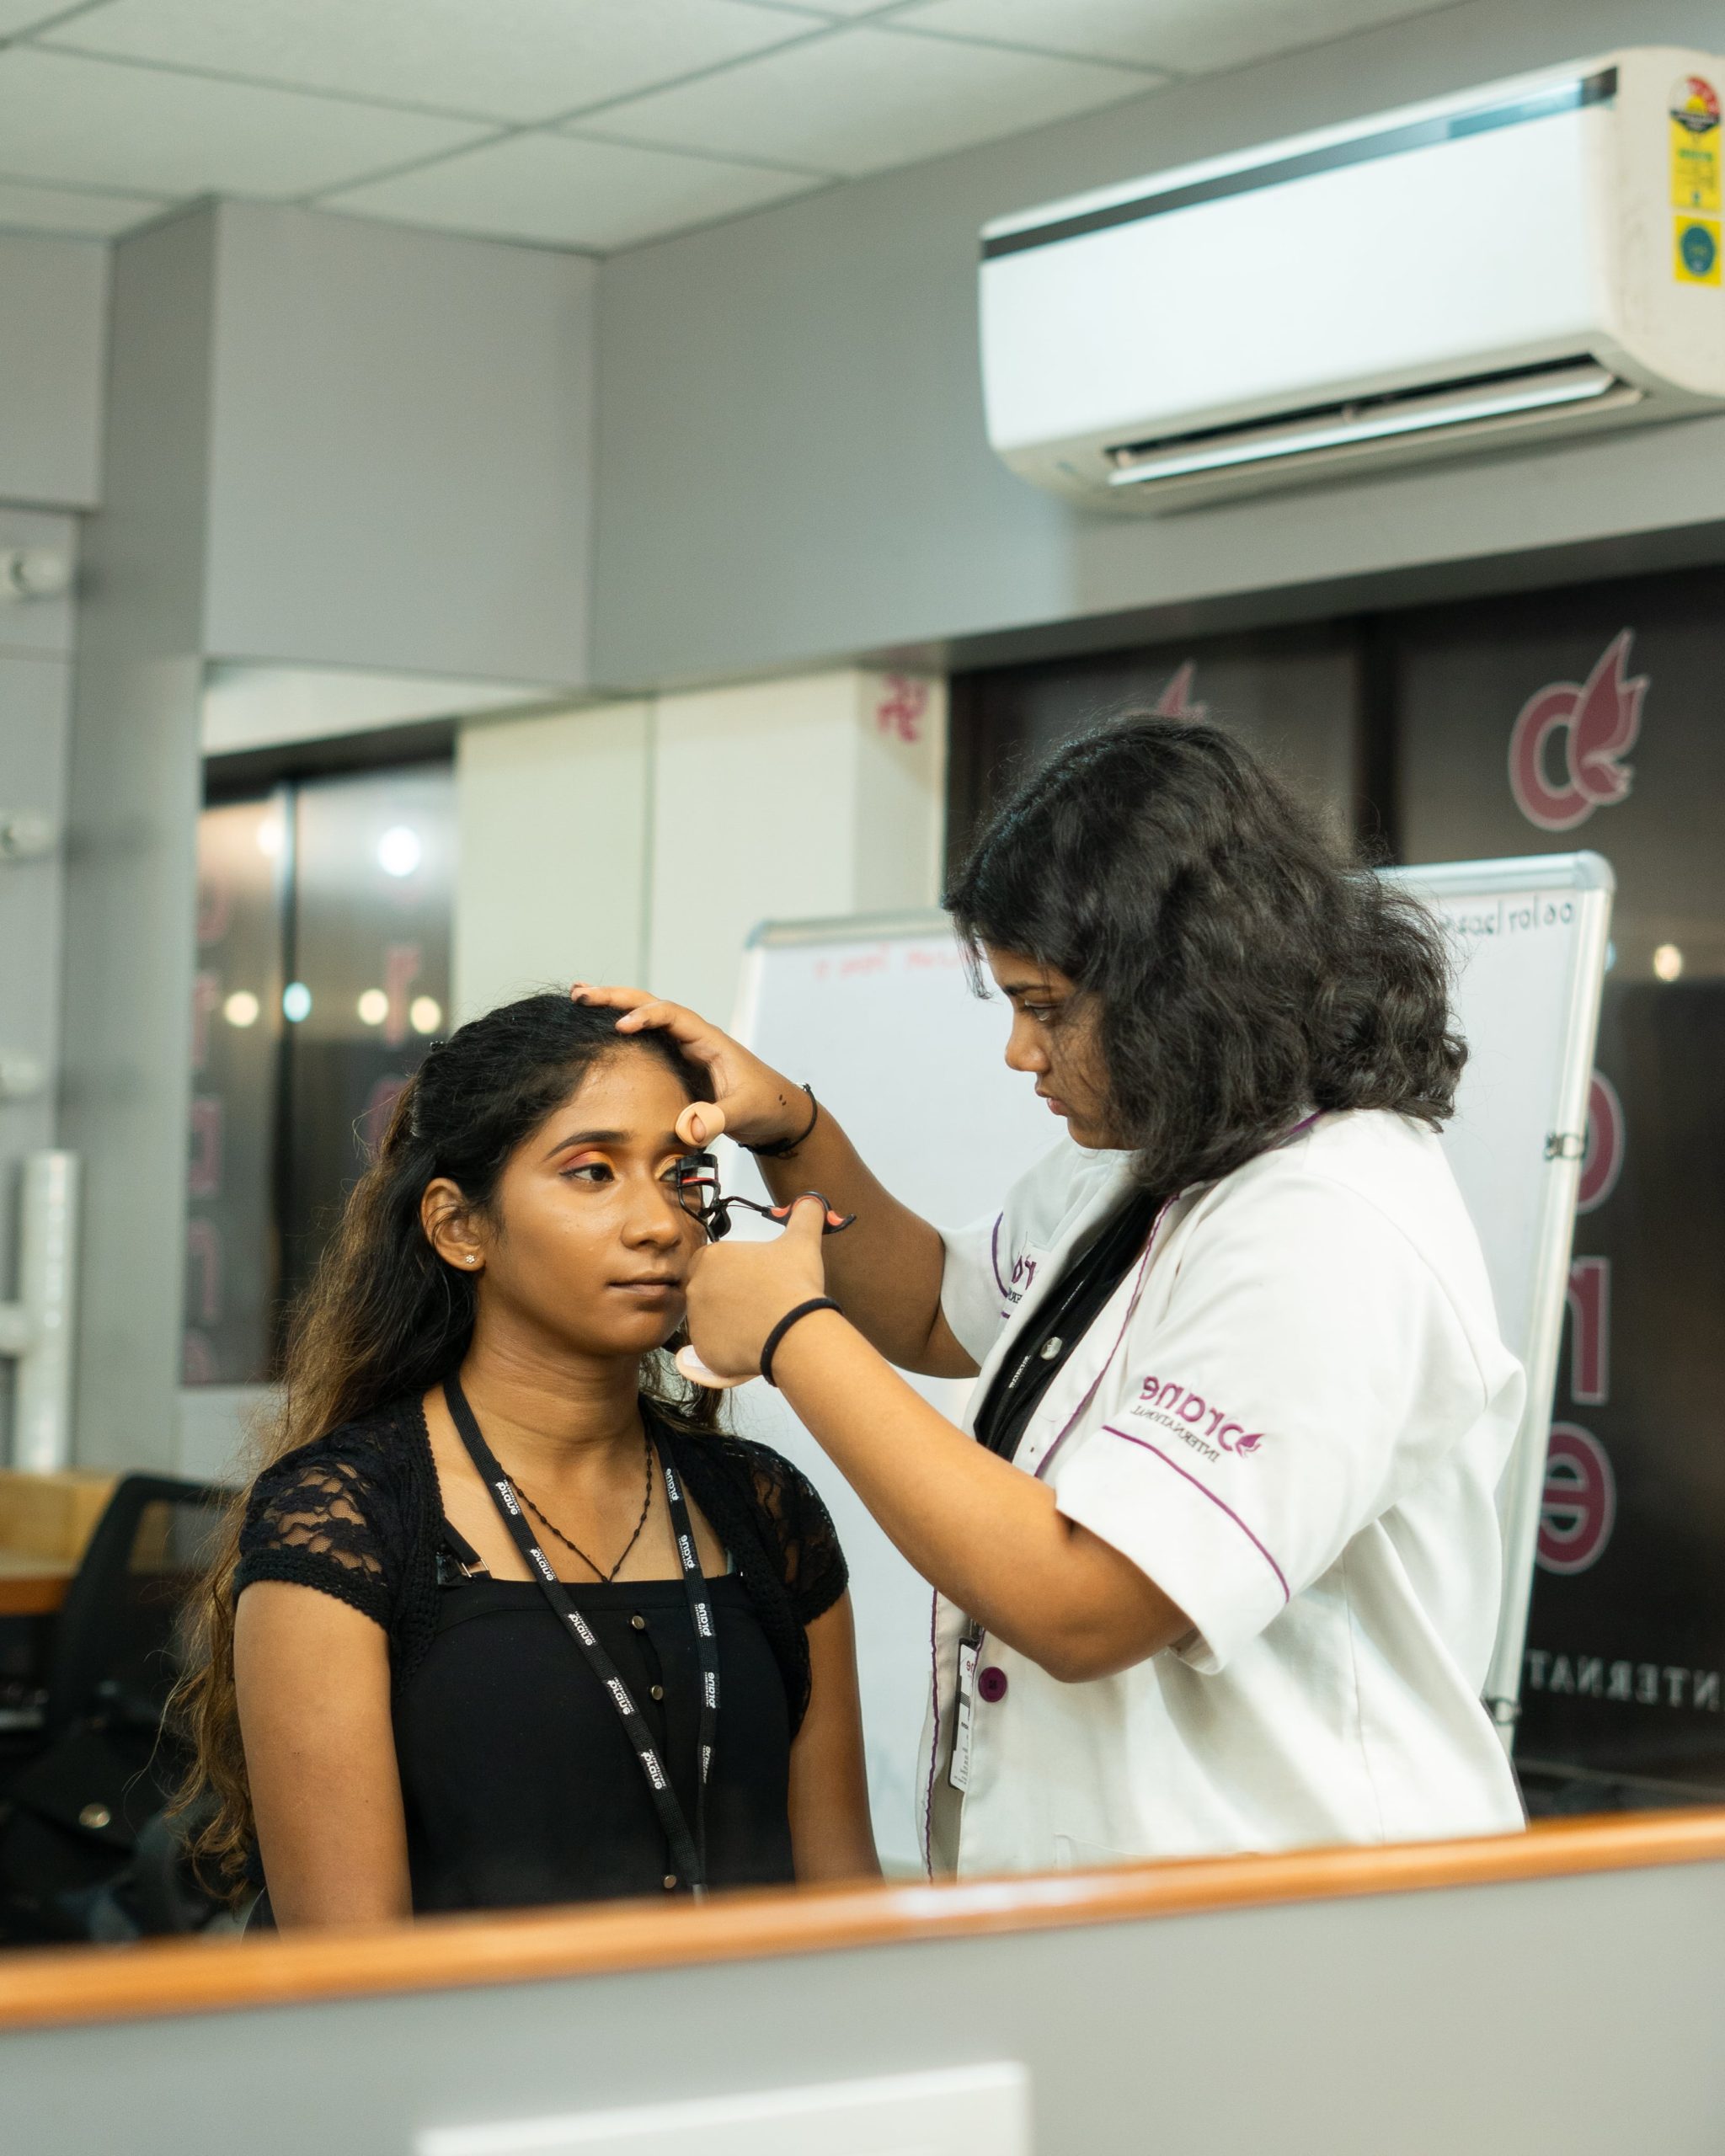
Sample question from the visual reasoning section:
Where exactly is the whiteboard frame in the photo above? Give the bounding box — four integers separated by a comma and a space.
734, 853, 1615, 1757
1382, 851, 1614, 1742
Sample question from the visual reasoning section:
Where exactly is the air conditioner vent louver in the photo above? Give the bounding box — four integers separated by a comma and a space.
1106, 359, 1638, 491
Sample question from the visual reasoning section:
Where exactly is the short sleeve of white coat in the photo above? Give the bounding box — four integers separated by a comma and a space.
1052, 1173, 1492, 1675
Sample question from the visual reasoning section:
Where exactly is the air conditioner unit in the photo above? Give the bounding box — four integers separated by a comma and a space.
980, 48, 1725, 510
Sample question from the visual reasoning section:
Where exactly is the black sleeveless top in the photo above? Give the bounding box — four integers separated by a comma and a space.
233, 1396, 848, 1914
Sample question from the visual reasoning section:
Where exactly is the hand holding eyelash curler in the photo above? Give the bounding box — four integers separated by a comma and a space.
673, 1153, 854, 1243
672, 1157, 852, 1388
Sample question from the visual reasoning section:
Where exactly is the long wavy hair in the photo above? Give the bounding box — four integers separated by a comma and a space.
944, 716, 1465, 1193
173, 992, 719, 1897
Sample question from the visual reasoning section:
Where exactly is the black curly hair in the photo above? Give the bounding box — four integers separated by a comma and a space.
944, 715, 1465, 1193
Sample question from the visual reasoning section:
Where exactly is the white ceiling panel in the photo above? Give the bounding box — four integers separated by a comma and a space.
901, 0, 1451, 77
744, 2, 910, 14
572, 23, 1162, 179
0, 174, 168, 237
44, 0, 822, 126
0, 0, 84, 31
0, 48, 491, 198
323, 130, 825, 253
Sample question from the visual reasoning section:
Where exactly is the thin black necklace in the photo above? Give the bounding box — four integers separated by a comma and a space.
515, 1425, 654, 1584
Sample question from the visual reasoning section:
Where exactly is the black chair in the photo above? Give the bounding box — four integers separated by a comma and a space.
0, 1472, 232, 1942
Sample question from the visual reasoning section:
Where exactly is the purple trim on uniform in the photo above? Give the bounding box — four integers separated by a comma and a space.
921, 1587, 942, 1878
1101, 1424, 1291, 1604
989, 1213, 1007, 1296
1031, 1196, 1175, 1486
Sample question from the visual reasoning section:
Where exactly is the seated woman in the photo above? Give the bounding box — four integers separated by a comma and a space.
175, 994, 878, 1927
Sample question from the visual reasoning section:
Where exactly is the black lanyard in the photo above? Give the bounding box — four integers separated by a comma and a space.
442, 1378, 720, 1897
973, 1187, 1165, 1463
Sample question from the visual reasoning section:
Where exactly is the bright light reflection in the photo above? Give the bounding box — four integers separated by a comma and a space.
1653, 943, 1685, 982
377, 825, 422, 878
256, 818, 285, 858
357, 989, 389, 1027
409, 995, 443, 1036
223, 990, 260, 1028
282, 981, 312, 1022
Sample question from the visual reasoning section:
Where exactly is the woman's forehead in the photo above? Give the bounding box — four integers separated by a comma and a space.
550, 1047, 690, 1123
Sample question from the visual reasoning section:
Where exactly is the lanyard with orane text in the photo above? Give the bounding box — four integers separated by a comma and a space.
443, 1378, 719, 1897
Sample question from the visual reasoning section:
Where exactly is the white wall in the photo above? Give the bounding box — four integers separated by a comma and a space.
60, 207, 216, 1472
455, 699, 654, 1022
0, 232, 106, 513
456, 672, 947, 1036
649, 670, 947, 1023
0, 508, 79, 1462
202, 203, 595, 689
590, 0, 1725, 691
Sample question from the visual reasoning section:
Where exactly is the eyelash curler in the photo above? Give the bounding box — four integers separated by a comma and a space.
674, 1153, 855, 1242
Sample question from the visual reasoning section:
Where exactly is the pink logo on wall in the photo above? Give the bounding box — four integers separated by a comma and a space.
1153, 661, 1209, 722
1508, 629, 1648, 831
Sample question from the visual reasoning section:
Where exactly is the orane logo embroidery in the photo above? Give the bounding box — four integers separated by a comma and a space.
1130, 1376, 1264, 1462
1508, 628, 1648, 832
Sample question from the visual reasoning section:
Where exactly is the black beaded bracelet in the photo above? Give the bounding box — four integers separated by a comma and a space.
743, 1083, 819, 1159
760, 1297, 843, 1388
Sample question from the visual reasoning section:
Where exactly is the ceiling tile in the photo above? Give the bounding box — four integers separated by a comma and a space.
571, 24, 1161, 179
0, 48, 491, 197
323, 130, 826, 253
41, 0, 824, 125
740, 2, 908, 14
0, 174, 168, 237
889, 0, 1200, 68
0, 0, 83, 30
900, 0, 1450, 77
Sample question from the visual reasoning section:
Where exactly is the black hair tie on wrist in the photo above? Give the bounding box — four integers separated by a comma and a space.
760, 1297, 842, 1388
743, 1084, 819, 1159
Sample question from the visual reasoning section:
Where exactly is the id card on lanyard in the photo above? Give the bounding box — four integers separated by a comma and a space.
444, 1376, 720, 1896
949, 1630, 981, 1794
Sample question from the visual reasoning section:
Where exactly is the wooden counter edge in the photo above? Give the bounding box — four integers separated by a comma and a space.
3, 1807, 1722, 2034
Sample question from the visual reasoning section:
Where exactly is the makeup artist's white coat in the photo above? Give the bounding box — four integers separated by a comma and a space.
919, 1108, 1526, 1875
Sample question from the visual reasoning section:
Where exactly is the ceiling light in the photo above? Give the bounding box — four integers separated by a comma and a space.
357, 990, 389, 1027
1653, 943, 1684, 982
377, 826, 422, 878
282, 982, 312, 1023
223, 990, 260, 1029
409, 995, 443, 1036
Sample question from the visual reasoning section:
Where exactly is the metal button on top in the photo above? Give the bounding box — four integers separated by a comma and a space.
663, 1874, 678, 1892
630, 1614, 647, 1630
649, 1684, 665, 1701
1039, 1337, 1063, 1360
78, 1802, 111, 1831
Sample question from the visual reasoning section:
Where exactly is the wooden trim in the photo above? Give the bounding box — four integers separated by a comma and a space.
0, 1553, 72, 1616
1, 1809, 1722, 2036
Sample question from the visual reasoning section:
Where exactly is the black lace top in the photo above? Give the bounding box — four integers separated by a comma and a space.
234, 1396, 849, 1913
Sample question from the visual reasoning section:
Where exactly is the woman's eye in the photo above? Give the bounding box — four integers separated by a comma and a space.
563, 1161, 613, 1184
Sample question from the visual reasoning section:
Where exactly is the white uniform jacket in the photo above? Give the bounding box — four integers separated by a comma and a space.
919, 1108, 1528, 1875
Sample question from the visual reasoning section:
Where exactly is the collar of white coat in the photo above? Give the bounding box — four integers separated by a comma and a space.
969, 1110, 1325, 1472
965, 1145, 1184, 1470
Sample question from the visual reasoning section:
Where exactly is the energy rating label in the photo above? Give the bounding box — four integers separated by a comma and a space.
1669, 74, 1721, 214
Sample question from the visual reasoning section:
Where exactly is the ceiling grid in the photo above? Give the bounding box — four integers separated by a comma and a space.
0, 0, 1455, 253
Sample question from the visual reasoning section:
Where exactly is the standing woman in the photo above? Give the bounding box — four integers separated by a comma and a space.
579, 717, 1528, 1873
174, 995, 877, 1925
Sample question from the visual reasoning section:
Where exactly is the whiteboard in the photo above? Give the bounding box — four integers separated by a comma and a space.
729, 857, 1611, 1864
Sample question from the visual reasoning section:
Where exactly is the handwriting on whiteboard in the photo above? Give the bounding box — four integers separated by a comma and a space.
1434, 892, 1579, 946
810, 939, 963, 984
